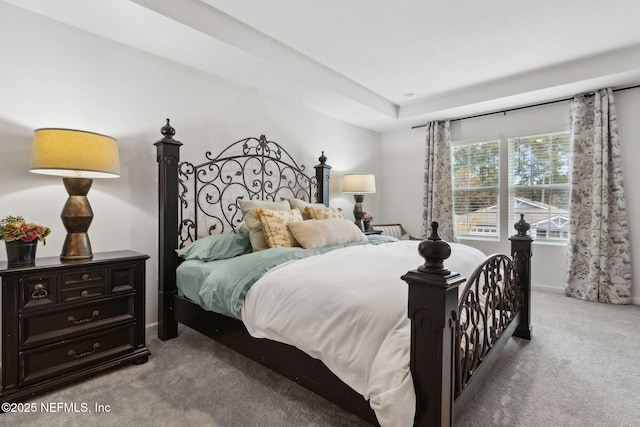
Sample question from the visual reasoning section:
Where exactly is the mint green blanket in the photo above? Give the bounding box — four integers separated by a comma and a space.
177, 235, 396, 319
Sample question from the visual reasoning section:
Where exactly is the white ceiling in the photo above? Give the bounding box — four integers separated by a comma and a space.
6, 0, 640, 132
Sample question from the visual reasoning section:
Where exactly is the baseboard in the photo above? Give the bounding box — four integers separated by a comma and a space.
532, 283, 639, 305
145, 321, 159, 331
531, 283, 564, 294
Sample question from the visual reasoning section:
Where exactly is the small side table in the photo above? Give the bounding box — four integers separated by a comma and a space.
0, 250, 150, 404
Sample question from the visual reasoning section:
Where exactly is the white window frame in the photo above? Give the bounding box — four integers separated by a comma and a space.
453, 129, 570, 245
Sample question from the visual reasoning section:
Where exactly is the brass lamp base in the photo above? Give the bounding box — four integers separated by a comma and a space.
60, 177, 94, 260
353, 194, 365, 230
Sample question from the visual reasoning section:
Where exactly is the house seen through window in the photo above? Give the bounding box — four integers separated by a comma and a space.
452, 131, 571, 241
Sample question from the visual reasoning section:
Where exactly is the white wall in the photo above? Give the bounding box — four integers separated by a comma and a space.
2, 2, 637, 332
0, 3, 382, 325
382, 90, 640, 304
615, 89, 640, 305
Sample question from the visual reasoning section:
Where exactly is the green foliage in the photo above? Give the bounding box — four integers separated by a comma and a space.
511, 134, 570, 185
452, 133, 571, 210
452, 141, 499, 214
0, 215, 25, 226
0, 215, 51, 244
510, 133, 571, 205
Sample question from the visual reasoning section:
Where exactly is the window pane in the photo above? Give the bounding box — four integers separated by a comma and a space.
513, 187, 570, 240
452, 141, 499, 237
510, 133, 570, 186
454, 190, 498, 235
509, 132, 571, 241
453, 142, 499, 189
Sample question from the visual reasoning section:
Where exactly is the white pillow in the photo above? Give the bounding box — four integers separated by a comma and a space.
287, 219, 367, 249
238, 199, 290, 251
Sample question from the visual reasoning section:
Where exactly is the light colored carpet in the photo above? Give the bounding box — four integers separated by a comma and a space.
3, 288, 639, 427
455, 288, 640, 427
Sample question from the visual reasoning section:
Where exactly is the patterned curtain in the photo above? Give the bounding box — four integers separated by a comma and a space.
422, 120, 456, 241
566, 88, 632, 304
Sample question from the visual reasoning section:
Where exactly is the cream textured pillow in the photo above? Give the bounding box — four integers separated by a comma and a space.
238, 199, 290, 251
256, 208, 303, 248
287, 219, 367, 249
288, 197, 326, 220
304, 206, 344, 220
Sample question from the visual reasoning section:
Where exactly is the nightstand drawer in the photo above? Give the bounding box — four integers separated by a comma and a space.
20, 324, 137, 386
109, 263, 137, 292
62, 268, 105, 288
61, 268, 105, 301
61, 283, 105, 302
19, 274, 57, 310
21, 295, 135, 347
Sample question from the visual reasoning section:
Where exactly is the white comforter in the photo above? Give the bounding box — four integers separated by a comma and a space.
242, 240, 486, 427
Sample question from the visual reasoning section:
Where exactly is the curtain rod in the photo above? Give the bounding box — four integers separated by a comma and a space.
410, 84, 640, 129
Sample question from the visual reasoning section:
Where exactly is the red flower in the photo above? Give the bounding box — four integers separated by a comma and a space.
1, 216, 51, 245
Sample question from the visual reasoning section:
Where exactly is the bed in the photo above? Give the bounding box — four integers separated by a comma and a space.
154, 119, 533, 426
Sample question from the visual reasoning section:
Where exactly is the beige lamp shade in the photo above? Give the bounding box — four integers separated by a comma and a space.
30, 128, 120, 178
343, 174, 376, 194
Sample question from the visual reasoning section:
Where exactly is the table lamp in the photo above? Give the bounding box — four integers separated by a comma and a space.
30, 128, 120, 260
342, 174, 376, 230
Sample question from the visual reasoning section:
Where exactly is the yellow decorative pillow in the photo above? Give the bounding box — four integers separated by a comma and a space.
287, 219, 367, 249
238, 199, 290, 251
304, 206, 344, 220
256, 208, 303, 248
288, 197, 326, 220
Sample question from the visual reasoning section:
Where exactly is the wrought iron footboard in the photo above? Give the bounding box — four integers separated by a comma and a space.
455, 254, 521, 394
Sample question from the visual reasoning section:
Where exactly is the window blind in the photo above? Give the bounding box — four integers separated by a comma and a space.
508, 132, 571, 241
452, 141, 499, 236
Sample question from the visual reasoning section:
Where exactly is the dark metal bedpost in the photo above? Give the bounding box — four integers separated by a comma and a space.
510, 214, 533, 340
314, 151, 331, 206
401, 222, 465, 427
155, 119, 182, 341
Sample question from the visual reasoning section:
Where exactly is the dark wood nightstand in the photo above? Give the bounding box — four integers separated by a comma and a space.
364, 230, 382, 235
0, 250, 150, 404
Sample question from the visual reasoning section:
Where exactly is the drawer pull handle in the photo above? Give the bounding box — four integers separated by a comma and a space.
31, 284, 49, 299
68, 342, 100, 358
81, 289, 90, 297
67, 310, 100, 324
81, 273, 90, 280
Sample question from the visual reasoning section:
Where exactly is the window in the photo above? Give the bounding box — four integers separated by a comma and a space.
509, 132, 571, 241
452, 141, 499, 237
452, 131, 571, 242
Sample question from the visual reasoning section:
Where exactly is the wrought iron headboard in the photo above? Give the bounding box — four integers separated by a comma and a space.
155, 119, 330, 337
177, 134, 323, 248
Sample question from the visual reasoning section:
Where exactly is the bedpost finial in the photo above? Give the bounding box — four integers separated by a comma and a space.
428, 221, 441, 241
161, 118, 176, 138
318, 151, 327, 165
417, 221, 451, 274
514, 213, 530, 237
